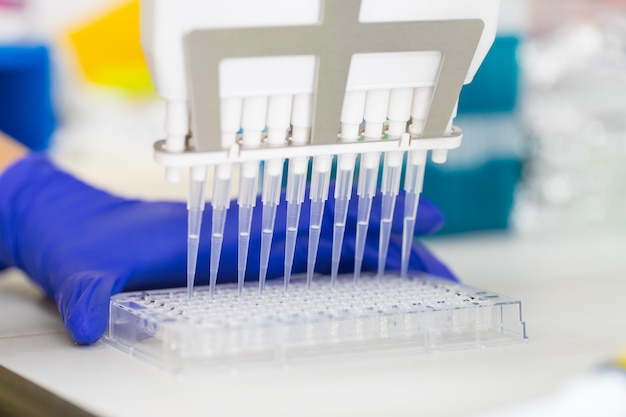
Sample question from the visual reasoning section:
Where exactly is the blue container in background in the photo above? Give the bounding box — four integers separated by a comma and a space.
0, 45, 56, 151
423, 36, 524, 235
458, 36, 520, 115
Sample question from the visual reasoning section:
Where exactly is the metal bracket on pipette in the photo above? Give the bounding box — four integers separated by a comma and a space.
154, 128, 463, 167
152, 0, 483, 166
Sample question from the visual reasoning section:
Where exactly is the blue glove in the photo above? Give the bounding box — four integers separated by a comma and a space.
0, 154, 455, 345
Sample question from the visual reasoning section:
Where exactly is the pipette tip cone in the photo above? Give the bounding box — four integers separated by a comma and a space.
306, 264, 315, 288
284, 269, 291, 291
209, 271, 217, 297
331, 261, 340, 287
259, 265, 268, 293
353, 257, 363, 283
238, 270, 245, 296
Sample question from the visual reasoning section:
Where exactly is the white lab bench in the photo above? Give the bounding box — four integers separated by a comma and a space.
1, 228, 625, 417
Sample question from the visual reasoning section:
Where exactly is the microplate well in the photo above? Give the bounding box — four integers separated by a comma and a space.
106, 273, 526, 371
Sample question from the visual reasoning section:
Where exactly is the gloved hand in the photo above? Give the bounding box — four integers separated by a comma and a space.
0, 153, 455, 345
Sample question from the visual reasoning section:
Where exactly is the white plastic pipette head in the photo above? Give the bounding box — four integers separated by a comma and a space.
220, 97, 243, 149
240, 96, 268, 146
290, 94, 313, 144
340, 90, 366, 141
409, 86, 433, 137
165, 99, 188, 152
387, 88, 413, 138
363, 89, 390, 139
431, 99, 459, 164
266, 94, 292, 145
164, 100, 189, 183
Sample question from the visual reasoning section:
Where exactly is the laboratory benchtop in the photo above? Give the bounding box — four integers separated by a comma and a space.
1, 229, 625, 417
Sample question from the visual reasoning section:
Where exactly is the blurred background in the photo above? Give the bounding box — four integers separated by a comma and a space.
3, 0, 625, 236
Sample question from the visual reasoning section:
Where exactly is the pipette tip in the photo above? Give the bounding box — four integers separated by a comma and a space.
238, 270, 245, 296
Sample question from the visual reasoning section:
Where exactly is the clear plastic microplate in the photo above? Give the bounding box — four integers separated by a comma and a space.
106, 273, 527, 371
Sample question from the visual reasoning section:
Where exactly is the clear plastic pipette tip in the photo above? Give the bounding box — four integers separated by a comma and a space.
401, 191, 419, 278
377, 153, 403, 280
331, 197, 348, 287
353, 157, 379, 282
259, 202, 278, 292
209, 206, 226, 296
284, 201, 301, 290
237, 166, 258, 296
331, 160, 355, 286
307, 199, 324, 288
209, 168, 232, 296
187, 174, 206, 299
401, 154, 426, 278
353, 195, 372, 282
377, 193, 396, 280
238, 204, 253, 295
186, 214, 200, 299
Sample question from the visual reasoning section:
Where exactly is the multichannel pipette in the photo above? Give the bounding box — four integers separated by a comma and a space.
111, 0, 515, 371
144, 0, 501, 296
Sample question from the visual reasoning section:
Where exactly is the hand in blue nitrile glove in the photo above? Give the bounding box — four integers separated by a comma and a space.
0, 154, 455, 345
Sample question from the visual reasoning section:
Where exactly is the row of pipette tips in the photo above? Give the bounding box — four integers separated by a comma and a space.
184, 86, 453, 298
185, 145, 429, 299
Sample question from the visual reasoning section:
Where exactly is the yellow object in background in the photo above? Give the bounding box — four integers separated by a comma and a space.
67, 0, 153, 94
615, 349, 626, 370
